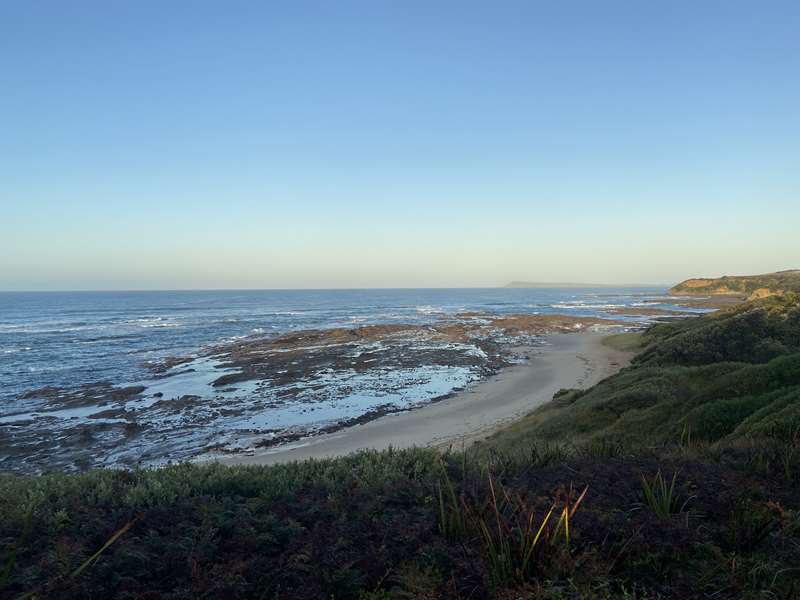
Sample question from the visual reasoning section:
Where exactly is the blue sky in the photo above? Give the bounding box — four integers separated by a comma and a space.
1, 1, 798, 289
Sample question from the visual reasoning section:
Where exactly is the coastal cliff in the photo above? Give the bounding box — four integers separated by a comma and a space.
671, 269, 800, 300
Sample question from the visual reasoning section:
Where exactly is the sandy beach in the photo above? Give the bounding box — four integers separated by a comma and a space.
218, 331, 632, 466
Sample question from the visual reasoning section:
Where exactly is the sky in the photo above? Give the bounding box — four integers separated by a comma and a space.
1, 1, 799, 290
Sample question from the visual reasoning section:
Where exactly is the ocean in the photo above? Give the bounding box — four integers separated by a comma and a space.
0, 287, 692, 472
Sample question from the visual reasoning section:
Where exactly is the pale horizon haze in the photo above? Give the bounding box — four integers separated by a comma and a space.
2, 1, 799, 291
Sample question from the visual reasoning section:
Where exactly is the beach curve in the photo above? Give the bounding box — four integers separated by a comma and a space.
216, 331, 633, 466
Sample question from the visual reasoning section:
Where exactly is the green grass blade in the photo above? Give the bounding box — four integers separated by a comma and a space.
71, 520, 134, 578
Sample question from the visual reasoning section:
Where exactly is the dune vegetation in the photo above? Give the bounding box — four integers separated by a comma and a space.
490, 294, 800, 450
2, 296, 800, 599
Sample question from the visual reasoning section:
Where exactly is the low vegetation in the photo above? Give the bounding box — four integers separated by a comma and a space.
2, 296, 800, 598
600, 331, 645, 353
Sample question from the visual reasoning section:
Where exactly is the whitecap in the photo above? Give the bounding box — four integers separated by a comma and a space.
416, 305, 444, 315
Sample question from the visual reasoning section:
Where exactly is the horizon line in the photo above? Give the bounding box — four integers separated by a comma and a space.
0, 283, 672, 293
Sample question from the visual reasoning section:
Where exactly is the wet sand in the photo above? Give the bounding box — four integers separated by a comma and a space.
218, 332, 633, 465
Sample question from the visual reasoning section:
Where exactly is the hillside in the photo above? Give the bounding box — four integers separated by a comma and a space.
2, 295, 799, 598
482, 293, 800, 449
671, 269, 800, 299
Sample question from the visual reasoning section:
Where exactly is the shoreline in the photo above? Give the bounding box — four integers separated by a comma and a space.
215, 331, 634, 466
1, 308, 644, 473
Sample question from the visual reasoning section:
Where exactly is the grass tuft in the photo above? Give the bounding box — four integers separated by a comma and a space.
436, 460, 466, 541
470, 475, 587, 586
639, 469, 691, 519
